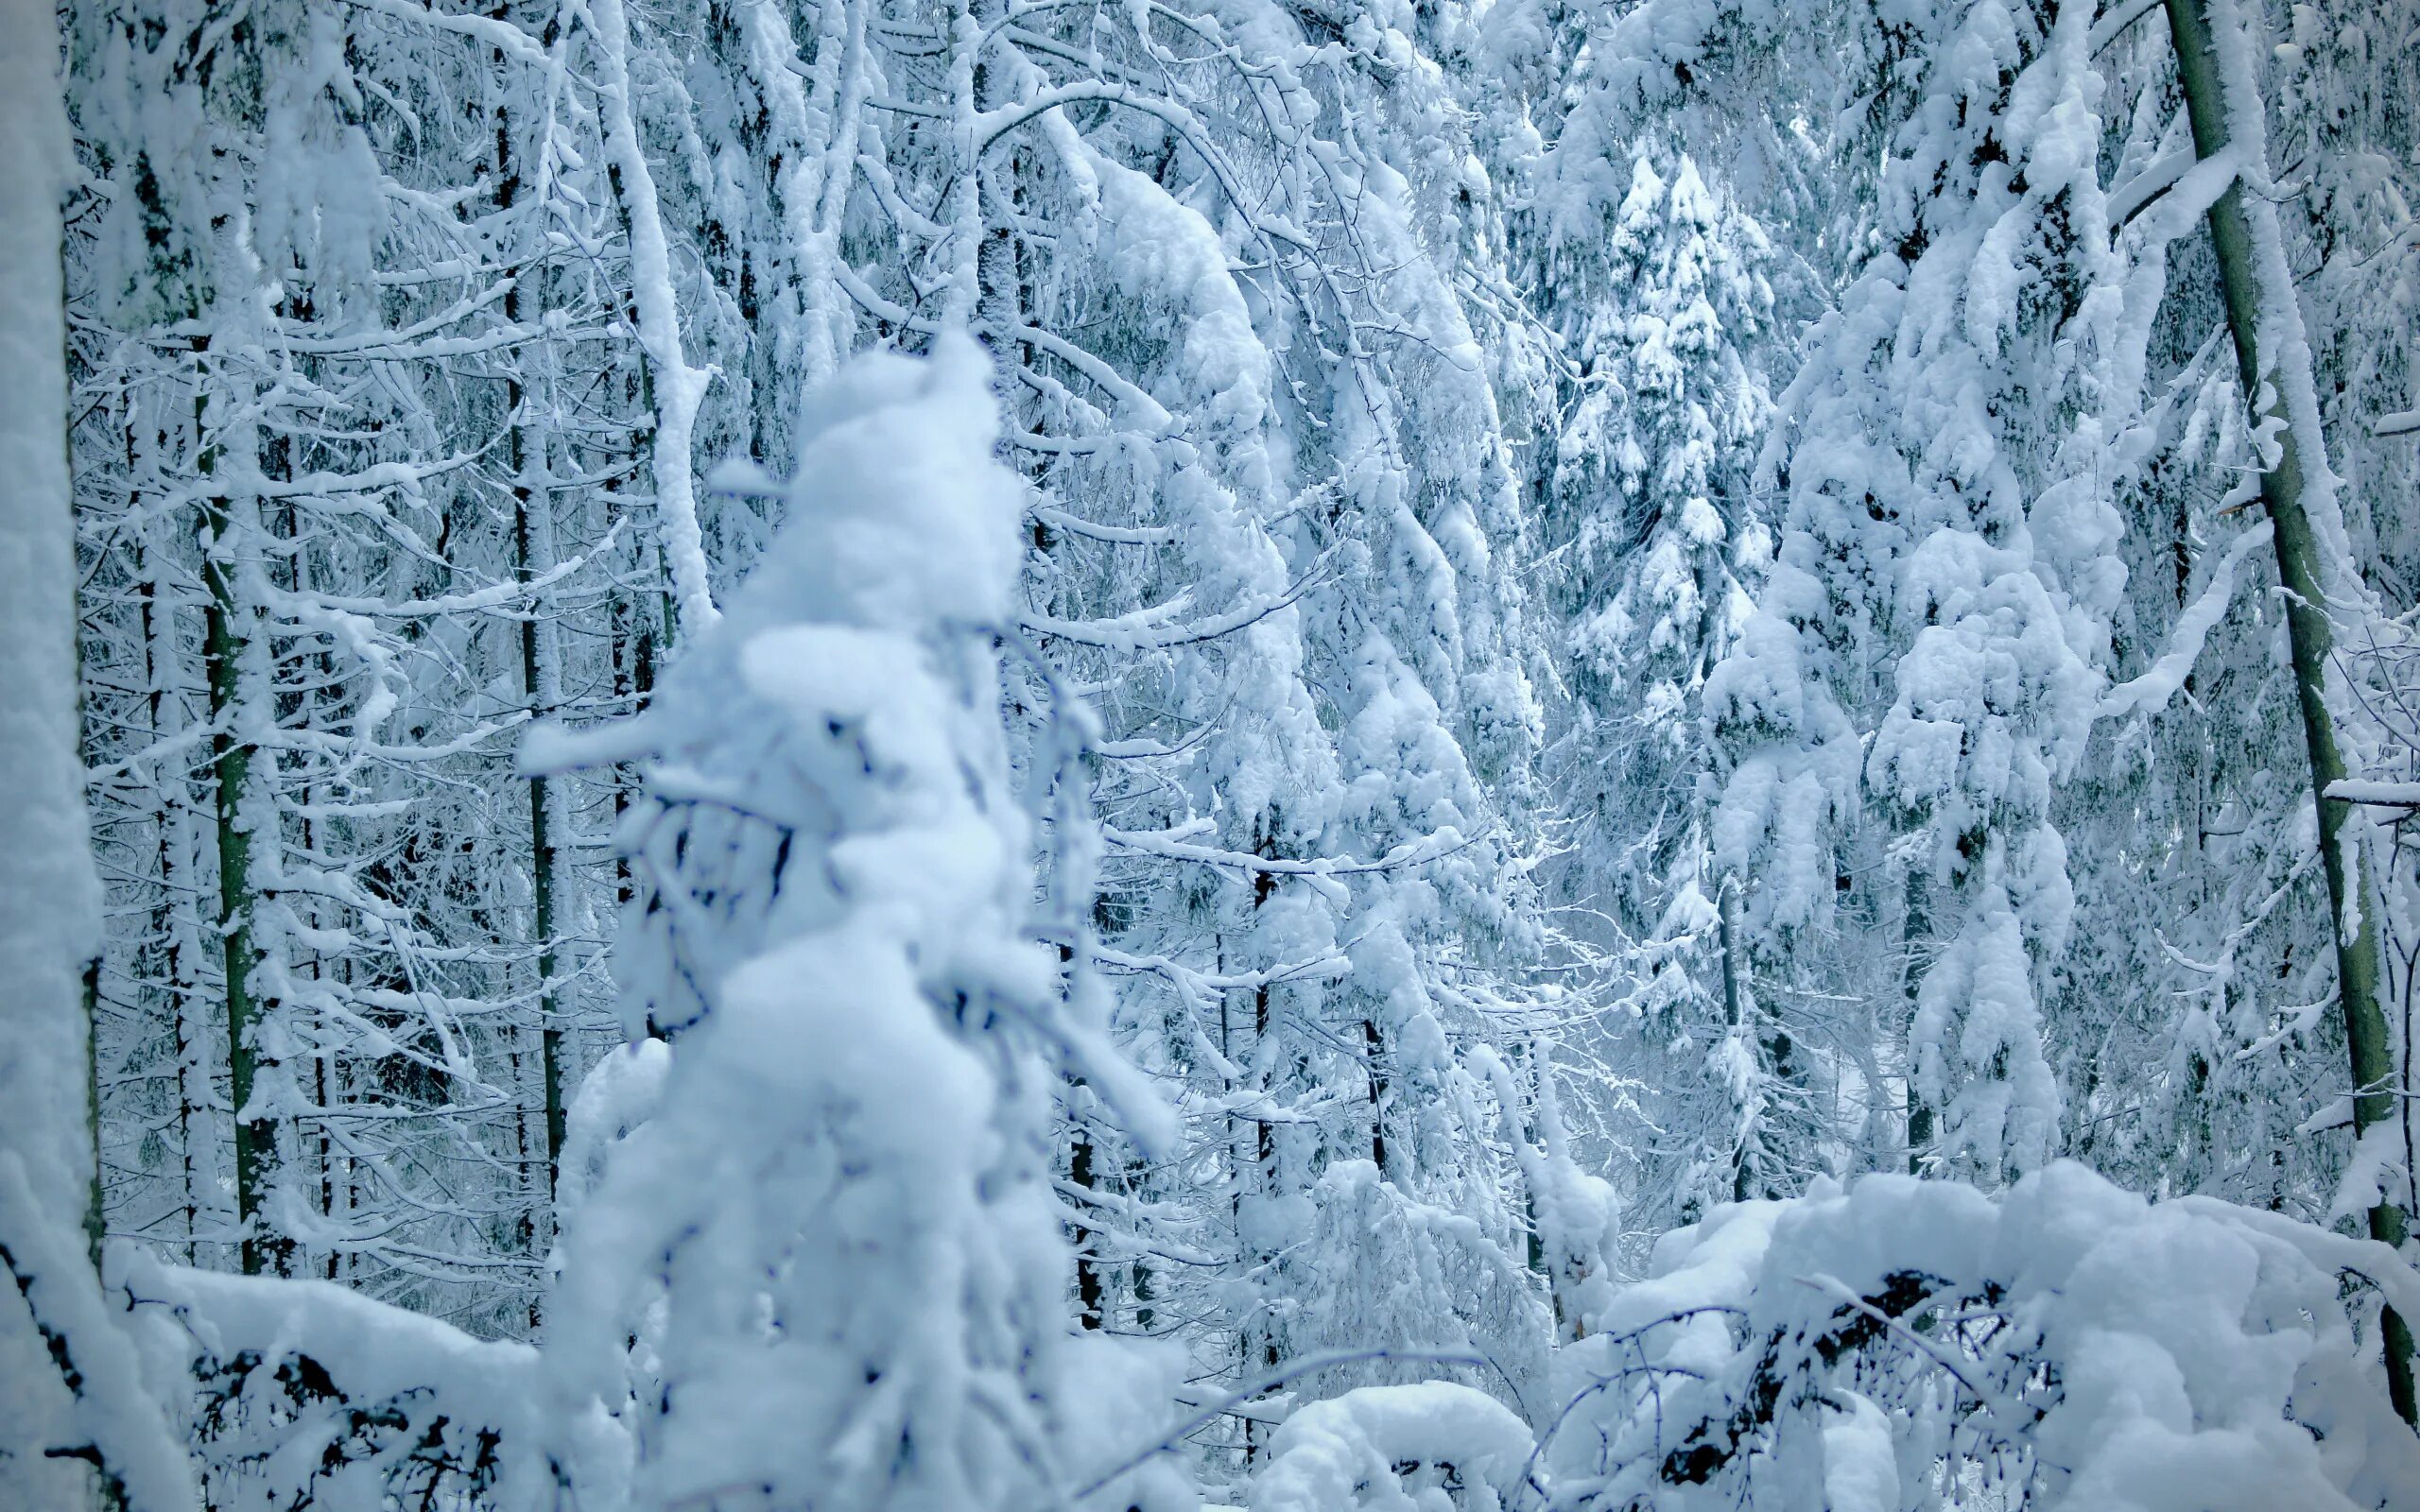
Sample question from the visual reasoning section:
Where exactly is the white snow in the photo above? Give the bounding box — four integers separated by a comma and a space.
1252, 1381, 1536, 1512
1547, 1162, 2420, 1511
25, 0, 2420, 1506
0, 6, 196, 1506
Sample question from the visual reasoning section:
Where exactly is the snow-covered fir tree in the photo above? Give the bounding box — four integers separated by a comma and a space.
1703, 0, 2150, 1189
541, 337, 1186, 1511
1547, 141, 1786, 1222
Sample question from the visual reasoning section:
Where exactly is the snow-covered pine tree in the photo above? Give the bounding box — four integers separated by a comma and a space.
1704, 0, 2154, 1188
543, 336, 1182, 1510
1479, 0, 1845, 1246
1544, 142, 1787, 1222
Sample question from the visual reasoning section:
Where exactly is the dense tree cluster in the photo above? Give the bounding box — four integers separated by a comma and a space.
5, 0, 2419, 1506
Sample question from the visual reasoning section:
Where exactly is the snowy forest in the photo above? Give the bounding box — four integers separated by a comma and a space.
5, 0, 2420, 1504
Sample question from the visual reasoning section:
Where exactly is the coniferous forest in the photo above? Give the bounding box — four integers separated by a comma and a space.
5, 0, 2420, 1505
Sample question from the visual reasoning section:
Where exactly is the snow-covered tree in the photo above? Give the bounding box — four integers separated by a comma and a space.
1544, 142, 1787, 1220
1704, 0, 2155, 1189
543, 337, 1181, 1510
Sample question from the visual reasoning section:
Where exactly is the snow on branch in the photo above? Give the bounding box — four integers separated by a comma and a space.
0, 1168, 195, 1512
119, 1250, 550, 1511
1539, 1162, 2420, 1511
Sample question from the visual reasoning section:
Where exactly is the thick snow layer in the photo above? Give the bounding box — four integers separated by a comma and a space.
544, 336, 1132, 1512
1, 1168, 195, 1512
1253, 1381, 1537, 1512
0, 7, 195, 1508
1545, 1161, 2420, 1511
0, 0, 102, 1288
122, 1252, 550, 1511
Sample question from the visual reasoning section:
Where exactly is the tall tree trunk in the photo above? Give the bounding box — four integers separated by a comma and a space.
1720, 873, 1757, 1201
1243, 836, 1283, 1467
611, 581, 655, 908
495, 81, 568, 1235
1069, 1108, 1104, 1331
1131, 1149, 1156, 1335
521, 489, 566, 1207
1362, 1018, 1390, 1175
1902, 867, 1934, 1175
199, 394, 285, 1280
2163, 0, 2415, 1427
137, 535, 206, 1263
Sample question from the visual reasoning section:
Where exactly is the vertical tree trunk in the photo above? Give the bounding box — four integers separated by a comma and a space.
1069, 1111, 1104, 1331
1901, 868, 1934, 1175
611, 582, 655, 908
1362, 1018, 1390, 1175
521, 516, 565, 1195
268, 446, 326, 1285
1242, 834, 1282, 1466
495, 84, 568, 1230
137, 535, 205, 1263
1720, 873, 1756, 1201
199, 394, 285, 1280
2163, 0, 2415, 1427
1131, 1148, 1156, 1335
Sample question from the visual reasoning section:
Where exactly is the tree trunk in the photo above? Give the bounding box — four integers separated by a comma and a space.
1720, 874, 1756, 1201
1900, 866, 1935, 1175
199, 396, 286, 1280
2163, 0, 2415, 1427
1069, 1115, 1104, 1330
496, 88, 569, 1234
137, 537, 206, 1263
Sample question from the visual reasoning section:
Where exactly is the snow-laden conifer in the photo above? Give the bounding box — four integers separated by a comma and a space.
544, 337, 1176, 1510
1706, 0, 2152, 1186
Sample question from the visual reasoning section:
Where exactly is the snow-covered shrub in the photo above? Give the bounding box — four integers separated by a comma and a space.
1541, 1161, 2420, 1510
120, 1255, 554, 1512
1252, 1381, 1538, 1512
